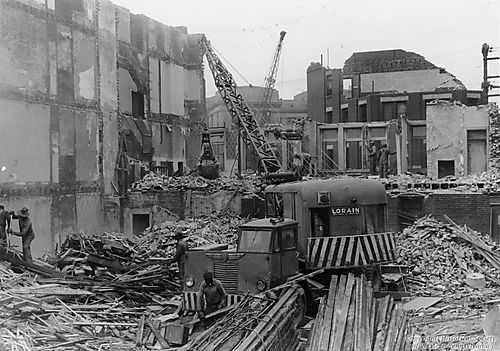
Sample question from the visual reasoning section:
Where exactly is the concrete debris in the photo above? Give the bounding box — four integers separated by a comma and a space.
384, 170, 500, 193
397, 215, 500, 319
130, 172, 264, 195
307, 273, 413, 351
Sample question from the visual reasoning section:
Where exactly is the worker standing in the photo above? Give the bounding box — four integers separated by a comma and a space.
367, 141, 378, 175
11, 207, 35, 262
197, 271, 226, 318
171, 228, 188, 286
377, 144, 391, 178
0, 205, 13, 246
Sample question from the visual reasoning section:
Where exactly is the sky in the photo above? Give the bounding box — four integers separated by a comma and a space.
113, 0, 500, 100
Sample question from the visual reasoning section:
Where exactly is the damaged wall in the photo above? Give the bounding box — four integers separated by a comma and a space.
488, 104, 500, 170
427, 101, 489, 179
0, 0, 205, 257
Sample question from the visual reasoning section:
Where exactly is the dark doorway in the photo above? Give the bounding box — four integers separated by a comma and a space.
490, 205, 500, 243
132, 91, 145, 118
310, 208, 330, 237
398, 194, 425, 229
467, 130, 487, 175
438, 160, 454, 179
132, 213, 150, 234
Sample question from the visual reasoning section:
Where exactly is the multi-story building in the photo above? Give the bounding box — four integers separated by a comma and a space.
306, 49, 485, 177
206, 86, 307, 174
0, 0, 205, 257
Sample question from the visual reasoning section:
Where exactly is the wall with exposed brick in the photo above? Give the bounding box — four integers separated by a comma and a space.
386, 191, 491, 235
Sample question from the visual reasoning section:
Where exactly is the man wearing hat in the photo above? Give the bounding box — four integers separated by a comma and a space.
11, 207, 35, 262
197, 271, 226, 319
171, 228, 188, 286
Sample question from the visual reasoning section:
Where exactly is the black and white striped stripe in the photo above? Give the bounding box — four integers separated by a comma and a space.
307, 233, 395, 268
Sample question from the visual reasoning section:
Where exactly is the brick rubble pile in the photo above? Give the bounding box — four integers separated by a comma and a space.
129, 172, 265, 195
397, 215, 500, 314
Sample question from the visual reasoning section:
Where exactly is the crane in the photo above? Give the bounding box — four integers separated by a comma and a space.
261, 30, 287, 125
201, 36, 298, 182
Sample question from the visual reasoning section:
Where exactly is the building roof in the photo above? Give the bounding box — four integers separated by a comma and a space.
266, 177, 387, 206
344, 49, 436, 74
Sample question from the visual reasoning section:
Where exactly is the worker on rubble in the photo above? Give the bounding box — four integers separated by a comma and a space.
197, 271, 226, 318
0, 205, 13, 246
10, 207, 35, 262
367, 141, 378, 175
377, 144, 395, 178
171, 228, 188, 286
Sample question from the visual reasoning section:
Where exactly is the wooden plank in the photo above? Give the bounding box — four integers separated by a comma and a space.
136, 315, 145, 346
308, 296, 326, 351
353, 276, 361, 351
367, 280, 376, 350
403, 297, 442, 312
394, 311, 408, 351
146, 319, 169, 348
331, 273, 355, 351
360, 275, 368, 351
329, 275, 347, 348
341, 277, 357, 351
373, 297, 392, 351
383, 304, 400, 351
319, 276, 338, 351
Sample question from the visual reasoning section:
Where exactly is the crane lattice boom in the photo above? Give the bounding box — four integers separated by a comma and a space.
201, 37, 281, 175
261, 30, 286, 125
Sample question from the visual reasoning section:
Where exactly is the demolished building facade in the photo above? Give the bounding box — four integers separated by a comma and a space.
306, 49, 487, 177
0, 0, 205, 257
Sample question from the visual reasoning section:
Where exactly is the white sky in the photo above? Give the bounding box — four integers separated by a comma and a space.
113, 0, 500, 100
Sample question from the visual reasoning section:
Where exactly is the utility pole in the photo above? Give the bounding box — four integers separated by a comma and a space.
482, 43, 500, 103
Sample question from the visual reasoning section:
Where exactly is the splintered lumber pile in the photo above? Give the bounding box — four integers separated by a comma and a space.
307, 274, 413, 351
130, 172, 264, 195
397, 215, 500, 300
55, 212, 245, 290
0, 261, 182, 350
135, 211, 246, 258
187, 286, 305, 351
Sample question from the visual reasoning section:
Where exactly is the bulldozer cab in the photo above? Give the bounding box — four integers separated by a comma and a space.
238, 218, 299, 283
183, 218, 299, 311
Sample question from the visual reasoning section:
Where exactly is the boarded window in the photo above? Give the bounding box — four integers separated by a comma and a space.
410, 126, 426, 170
467, 129, 487, 175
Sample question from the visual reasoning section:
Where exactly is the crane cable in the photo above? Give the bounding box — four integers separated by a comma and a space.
212, 46, 253, 87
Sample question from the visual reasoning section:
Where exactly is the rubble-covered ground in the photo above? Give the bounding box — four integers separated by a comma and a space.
397, 215, 500, 349
384, 170, 500, 193
0, 212, 247, 350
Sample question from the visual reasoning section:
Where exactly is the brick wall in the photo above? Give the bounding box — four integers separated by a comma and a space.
426, 193, 490, 234
126, 191, 185, 218
386, 192, 491, 235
